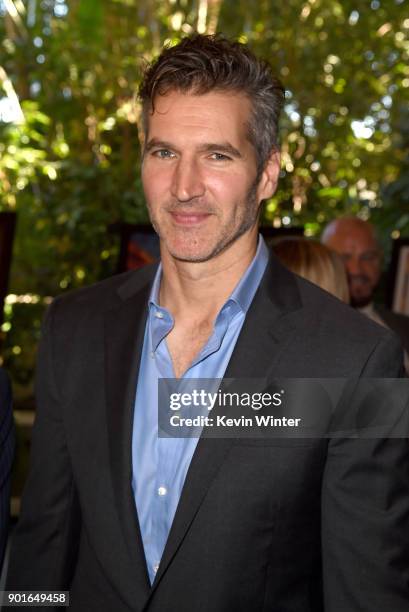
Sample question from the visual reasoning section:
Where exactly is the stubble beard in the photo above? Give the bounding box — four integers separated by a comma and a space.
149, 180, 261, 264
347, 274, 376, 309
350, 292, 375, 309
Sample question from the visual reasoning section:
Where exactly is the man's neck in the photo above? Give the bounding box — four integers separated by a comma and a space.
159, 236, 258, 322
357, 301, 374, 314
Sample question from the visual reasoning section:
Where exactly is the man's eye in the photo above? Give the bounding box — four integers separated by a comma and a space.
154, 149, 175, 159
360, 253, 379, 263
210, 152, 230, 161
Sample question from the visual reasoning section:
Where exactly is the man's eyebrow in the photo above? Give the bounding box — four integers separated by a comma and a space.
198, 143, 243, 158
144, 139, 175, 153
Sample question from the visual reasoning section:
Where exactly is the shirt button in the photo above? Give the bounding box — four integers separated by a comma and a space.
155, 311, 164, 319
153, 563, 159, 574
150, 351, 155, 358
157, 486, 167, 496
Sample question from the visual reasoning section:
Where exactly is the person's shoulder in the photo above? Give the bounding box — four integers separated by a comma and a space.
50, 264, 157, 317
375, 304, 409, 327
294, 273, 396, 346
374, 304, 409, 351
264, 253, 395, 348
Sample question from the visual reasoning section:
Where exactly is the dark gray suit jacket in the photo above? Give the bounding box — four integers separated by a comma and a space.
6, 256, 409, 611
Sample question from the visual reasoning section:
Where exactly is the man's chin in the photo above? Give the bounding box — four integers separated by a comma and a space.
350, 294, 373, 309
165, 243, 216, 264
164, 236, 233, 264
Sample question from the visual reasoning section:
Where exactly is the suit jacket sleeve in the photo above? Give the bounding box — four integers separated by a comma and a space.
0, 368, 14, 570
322, 332, 409, 611
6, 299, 81, 589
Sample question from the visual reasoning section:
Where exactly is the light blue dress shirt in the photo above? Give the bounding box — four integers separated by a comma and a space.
132, 237, 269, 584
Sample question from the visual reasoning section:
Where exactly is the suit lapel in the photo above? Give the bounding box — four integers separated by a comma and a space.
149, 255, 304, 593
221, 252, 303, 380
104, 266, 157, 603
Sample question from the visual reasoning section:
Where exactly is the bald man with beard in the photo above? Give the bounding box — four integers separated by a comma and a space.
322, 216, 409, 372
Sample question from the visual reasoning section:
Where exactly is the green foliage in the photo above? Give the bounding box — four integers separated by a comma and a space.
0, 0, 408, 400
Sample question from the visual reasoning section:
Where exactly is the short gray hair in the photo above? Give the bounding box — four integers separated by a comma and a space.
139, 33, 285, 174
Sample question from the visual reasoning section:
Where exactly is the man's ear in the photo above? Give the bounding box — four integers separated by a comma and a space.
257, 151, 281, 201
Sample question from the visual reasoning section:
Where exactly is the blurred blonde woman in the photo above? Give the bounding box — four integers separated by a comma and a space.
272, 237, 350, 303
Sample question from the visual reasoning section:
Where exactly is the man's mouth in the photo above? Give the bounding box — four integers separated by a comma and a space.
169, 211, 212, 226
348, 275, 370, 287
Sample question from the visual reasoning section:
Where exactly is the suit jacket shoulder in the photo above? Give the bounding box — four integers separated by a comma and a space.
51, 264, 158, 317
248, 255, 404, 378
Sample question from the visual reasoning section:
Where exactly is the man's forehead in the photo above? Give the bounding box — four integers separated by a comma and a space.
332, 229, 378, 253
327, 220, 377, 249
146, 89, 251, 128
143, 89, 254, 157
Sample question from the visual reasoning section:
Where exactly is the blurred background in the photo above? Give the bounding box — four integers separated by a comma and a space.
0, 0, 408, 509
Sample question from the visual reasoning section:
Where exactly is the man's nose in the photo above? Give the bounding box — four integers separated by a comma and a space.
345, 256, 363, 276
170, 158, 205, 202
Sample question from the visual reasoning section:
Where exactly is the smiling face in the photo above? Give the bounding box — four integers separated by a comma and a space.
141, 90, 279, 264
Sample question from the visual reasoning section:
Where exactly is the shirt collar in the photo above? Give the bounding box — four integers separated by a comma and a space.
148, 235, 269, 314
228, 235, 269, 314
358, 302, 375, 317
147, 235, 269, 352
149, 262, 163, 309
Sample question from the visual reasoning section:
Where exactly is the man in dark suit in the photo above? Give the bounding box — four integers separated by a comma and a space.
6, 35, 409, 611
322, 216, 409, 370
0, 368, 14, 570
